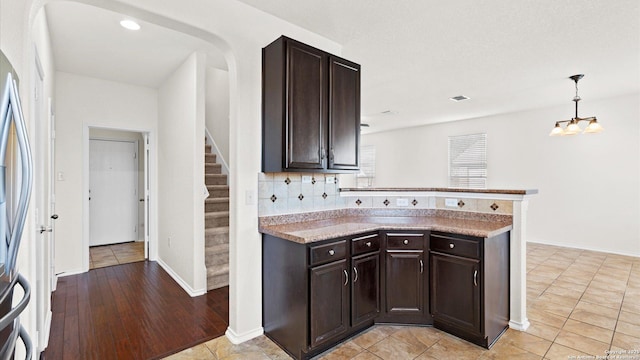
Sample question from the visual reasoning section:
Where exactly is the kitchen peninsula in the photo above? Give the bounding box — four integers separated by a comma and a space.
259, 187, 537, 360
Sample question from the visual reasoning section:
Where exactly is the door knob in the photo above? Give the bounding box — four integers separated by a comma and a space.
403, 239, 409, 245
39, 226, 52, 234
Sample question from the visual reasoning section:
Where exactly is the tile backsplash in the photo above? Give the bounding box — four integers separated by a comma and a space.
258, 173, 514, 216
258, 173, 347, 216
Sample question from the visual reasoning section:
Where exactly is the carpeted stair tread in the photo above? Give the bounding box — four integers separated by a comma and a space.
205, 211, 229, 218
205, 226, 229, 235
206, 197, 229, 204
207, 263, 229, 277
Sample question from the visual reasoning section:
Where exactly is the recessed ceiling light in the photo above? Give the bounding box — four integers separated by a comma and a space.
120, 19, 141, 31
449, 95, 470, 102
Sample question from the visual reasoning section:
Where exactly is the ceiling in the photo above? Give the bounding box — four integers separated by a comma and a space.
237, 0, 639, 133
45, 0, 639, 134
45, 1, 227, 88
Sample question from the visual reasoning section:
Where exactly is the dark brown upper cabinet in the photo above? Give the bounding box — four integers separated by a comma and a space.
262, 36, 360, 173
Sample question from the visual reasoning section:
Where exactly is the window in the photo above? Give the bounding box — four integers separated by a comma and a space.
448, 133, 487, 189
357, 145, 376, 187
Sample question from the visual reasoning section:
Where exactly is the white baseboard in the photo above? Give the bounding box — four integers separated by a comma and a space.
225, 326, 264, 344
38, 310, 53, 353
509, 319, 530, 331
156, 258, 206, 297
56, 269, 85, 277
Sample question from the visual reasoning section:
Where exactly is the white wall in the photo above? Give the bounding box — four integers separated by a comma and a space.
205, 67, 230, 163
54, 71, 157, 273
363, 93, 640, 256
1, 2, 57, 354
4, 0, 341, 343
105, 0, 341, 341
157, 52, 206, 294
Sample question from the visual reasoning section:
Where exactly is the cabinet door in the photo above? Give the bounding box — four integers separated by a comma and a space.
328, 56, 360, 170
430, 252, 481, 334
285, 41, 327, 170
351, 252, 380, 327
310, 259, 349, 348
385, 250, 425, 316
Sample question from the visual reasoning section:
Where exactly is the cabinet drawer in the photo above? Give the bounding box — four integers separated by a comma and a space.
351, 233, 380, 256
430, 233, 480, 259
310, 240, 347, 266
386, 233, 425, 250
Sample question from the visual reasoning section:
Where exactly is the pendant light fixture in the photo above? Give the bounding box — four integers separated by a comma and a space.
549, 74, 603, 136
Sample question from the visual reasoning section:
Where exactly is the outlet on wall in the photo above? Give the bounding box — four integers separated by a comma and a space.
325, 176, 335, 184
445, 198, 459, 207
396, 198, 409, 206
302, 175, 312, 184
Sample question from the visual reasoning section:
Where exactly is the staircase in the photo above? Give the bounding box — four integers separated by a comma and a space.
204, 143, 230, 290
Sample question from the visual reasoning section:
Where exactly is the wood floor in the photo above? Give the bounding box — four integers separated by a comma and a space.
42, 261, 229, 360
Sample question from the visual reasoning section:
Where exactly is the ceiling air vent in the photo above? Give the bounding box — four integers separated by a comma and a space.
449, 95, 470, 102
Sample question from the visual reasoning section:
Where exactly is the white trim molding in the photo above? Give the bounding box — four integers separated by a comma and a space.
205, 128, 229, 178
156, 258, 207, 297
225, 326, 264, 345
340, 189, 536, 201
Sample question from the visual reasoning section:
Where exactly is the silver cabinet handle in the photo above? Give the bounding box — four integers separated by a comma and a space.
473, 270, 478, 286
353, 267, 358, 283
449, 243, 455, 249
320, 147, 325, 160
365, 241, 372, 247
328, 249, 335, 256
330, 147, 335, 161
420, 259, 424, 273
343, 269, 349, 286
403, 239, 409, 245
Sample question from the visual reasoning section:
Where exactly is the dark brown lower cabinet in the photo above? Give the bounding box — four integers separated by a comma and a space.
310, 259, 349, 348
429, 231, 510, 348
378, 232, 431, 324
351, 252, 380, 327
263, 229, 509, 359
430, 253, 480, 333
263, 232, 379, 360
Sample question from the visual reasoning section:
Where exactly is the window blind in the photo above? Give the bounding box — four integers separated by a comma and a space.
357, 145, 376, 187
448, 133, 487, 189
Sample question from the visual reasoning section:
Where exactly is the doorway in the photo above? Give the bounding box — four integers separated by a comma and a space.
87, 129, 148, 268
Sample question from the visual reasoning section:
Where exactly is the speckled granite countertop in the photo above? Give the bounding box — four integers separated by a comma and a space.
259, 209, 512, 244
339, 187, 538, 195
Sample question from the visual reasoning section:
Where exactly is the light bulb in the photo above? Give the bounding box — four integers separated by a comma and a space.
564, 121, 582, 135
583, 119, 604, 134
549, 123, 565, 136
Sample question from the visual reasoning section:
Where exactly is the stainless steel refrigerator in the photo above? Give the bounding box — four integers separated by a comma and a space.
0, 50, 34, 359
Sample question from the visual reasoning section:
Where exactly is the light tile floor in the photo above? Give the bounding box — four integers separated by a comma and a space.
89, 241, 145, 269
165, 243, 640, 360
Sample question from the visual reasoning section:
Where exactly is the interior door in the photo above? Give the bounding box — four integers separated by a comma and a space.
143, 133, 149, 259
33, 53, 51, 352
89, 139, 137, 246
49, 100, 56, 291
